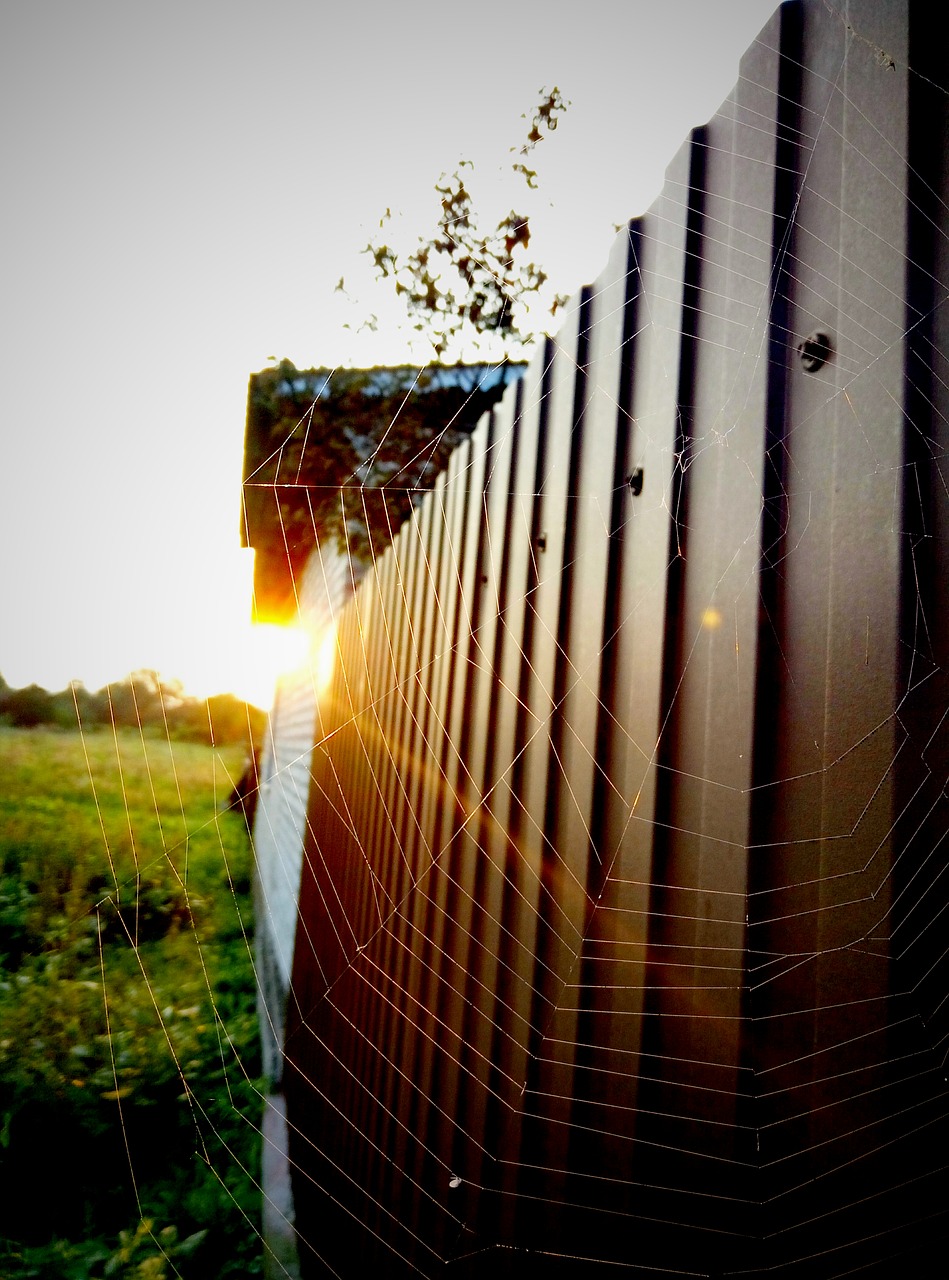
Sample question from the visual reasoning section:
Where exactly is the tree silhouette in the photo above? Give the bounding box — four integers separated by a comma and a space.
360, 87, 569, 365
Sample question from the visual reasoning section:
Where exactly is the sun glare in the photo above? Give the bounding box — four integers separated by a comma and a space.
312, 623, 338, 699
232, 622, 335, 710
238, 623, 310, 709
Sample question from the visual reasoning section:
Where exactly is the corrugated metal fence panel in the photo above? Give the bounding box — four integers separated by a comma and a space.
630, 9, 796, 1236
282, 2, 949, 1275
743, 2, 947, 1265
252, 540, 350, 1078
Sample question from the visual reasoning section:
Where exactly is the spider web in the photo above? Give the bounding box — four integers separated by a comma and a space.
241, 4, 949, 1275
62, 1, 949, 1277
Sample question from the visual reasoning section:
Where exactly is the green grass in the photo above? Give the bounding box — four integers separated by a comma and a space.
0, 726, 264, 1279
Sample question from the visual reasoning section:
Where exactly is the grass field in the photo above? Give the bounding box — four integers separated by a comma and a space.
0, 726, 264, 1278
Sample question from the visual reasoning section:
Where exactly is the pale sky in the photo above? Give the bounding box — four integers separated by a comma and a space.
0, 0, 777, 707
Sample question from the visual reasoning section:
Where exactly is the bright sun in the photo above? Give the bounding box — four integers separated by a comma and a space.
156, 549, 313, 712
231, 623, 310, 709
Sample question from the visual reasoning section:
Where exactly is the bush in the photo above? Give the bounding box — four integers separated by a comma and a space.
0, 728, 263, 1278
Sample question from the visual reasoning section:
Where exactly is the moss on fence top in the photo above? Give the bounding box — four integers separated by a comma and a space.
240, 360, 521, 622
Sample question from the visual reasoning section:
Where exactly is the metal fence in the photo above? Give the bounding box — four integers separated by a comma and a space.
276, 1, 948, 1273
